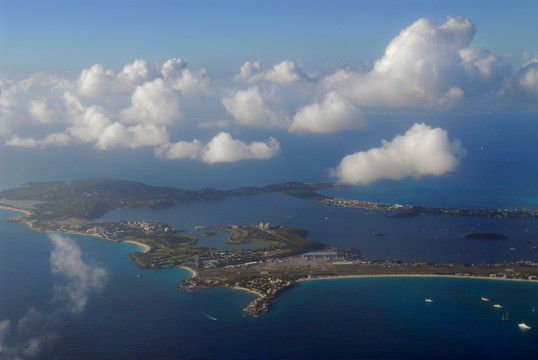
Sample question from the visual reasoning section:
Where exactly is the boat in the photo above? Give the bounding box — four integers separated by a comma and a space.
424, 298, 434, 303
481, 296, 490, 301
501, 310, 510, 321
493, 304, 503, 308
532, 306, 536, 312
518, 322, 531, 330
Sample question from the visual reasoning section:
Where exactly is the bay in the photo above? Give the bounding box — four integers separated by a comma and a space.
97, 193, 538, 264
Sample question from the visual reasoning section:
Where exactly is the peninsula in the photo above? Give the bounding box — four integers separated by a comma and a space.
1, 178, 537, 316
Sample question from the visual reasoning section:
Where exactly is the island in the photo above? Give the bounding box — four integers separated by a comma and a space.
1, 178, 537, 316
0, 179, 536, 224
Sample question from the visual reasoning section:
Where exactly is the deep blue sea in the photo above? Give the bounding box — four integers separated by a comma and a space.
1, 114, 537, 358
2, 196, 538, 359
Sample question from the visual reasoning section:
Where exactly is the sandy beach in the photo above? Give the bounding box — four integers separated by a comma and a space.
123, 240, 151, 253
179, 266, 198, 278
232, 286, 264, 298
0, 204, 32, 216
297, 273, 537, 284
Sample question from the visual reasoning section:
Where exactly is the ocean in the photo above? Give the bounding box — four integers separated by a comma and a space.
1, 196, 538, 359
1, 114, 537, 358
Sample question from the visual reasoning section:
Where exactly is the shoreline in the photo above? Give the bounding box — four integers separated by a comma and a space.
232, 286, 264, 298
297, 273, 538, 284
123, 240, 151, 253
0, 204, 32, 216
236, 273, 538, 300
179, 266, 198, 278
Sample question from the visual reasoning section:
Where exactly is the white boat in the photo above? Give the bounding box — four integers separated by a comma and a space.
518, 322, 531, 330
493, 304, 503, 308
481, 296, 490, 301
424, 298, 434, 303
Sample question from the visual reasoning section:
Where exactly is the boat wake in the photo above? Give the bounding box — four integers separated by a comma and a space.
200, 311, 218, 321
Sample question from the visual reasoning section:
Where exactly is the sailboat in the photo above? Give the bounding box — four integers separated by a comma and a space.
501, 310, 510, 321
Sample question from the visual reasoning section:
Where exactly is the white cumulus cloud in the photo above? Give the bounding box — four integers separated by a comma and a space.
290, 91, 364, 133
0, 72, 69, 135
155, 132, 280, 163
77, 58, 210, 97
28, 99, 61, 124
234, 60, 306, 84
332, 123, 466, 184
77, 59, 161, 97
222, 86, 286, 128
154, 139, 203, 160
121, 78, 182, 125
264, 60, 306, 84
515, 58, 538, 97
234, 61, 262, 82
6, 132, 71, 148
96, 123, 169, 150
7, 92, 169, 150
77, 64, 116, 97
325, 16, 502, 109
202, 132, 280, 163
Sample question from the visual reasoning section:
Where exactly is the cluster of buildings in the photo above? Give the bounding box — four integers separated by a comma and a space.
241, 277, 295, 316
320, 197, 406, 211
63, 220, 178, 240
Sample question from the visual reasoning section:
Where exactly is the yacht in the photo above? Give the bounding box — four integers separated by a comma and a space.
424, 298, 434, 303
518, 322, 532, 330
493, 304, 503, 308
481, 296, 490, 301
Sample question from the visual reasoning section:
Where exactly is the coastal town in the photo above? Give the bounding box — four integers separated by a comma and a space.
319, 197, 538, 219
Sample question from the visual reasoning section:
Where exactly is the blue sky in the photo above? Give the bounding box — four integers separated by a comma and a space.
0, 0, 537, 189
2, 0, 537, 74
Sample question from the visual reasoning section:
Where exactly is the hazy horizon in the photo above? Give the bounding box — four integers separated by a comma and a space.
1, 1, 537, 199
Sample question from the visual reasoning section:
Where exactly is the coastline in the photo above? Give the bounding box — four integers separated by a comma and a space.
179, 266, 198, 278
123, 240, 151, 253
297, 273, 538, 284
232, 286, 264, 298
0, 204, 32, 216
